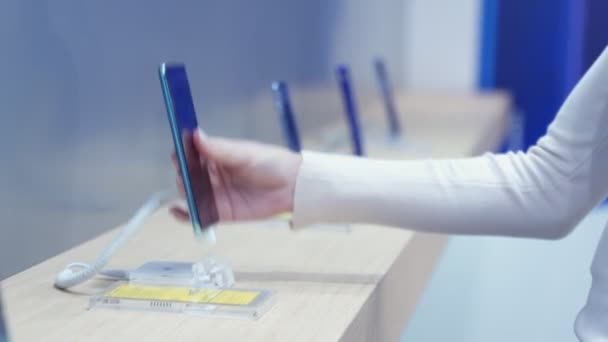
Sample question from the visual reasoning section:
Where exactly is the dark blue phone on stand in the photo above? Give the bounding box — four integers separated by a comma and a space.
272, 81, 301, 152
336, 65, 364, 156
159, 63, 218, 242
374, 58, 402, 138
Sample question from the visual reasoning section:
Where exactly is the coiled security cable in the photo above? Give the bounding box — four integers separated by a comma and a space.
54, 191, 175, 290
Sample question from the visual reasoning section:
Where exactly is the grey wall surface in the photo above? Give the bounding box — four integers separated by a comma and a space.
0, 1, 404, 279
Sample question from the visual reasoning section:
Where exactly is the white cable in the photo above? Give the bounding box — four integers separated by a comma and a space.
54, 191, 175, 290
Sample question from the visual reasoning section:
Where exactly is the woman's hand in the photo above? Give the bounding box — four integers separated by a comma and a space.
171, 129, 302, 225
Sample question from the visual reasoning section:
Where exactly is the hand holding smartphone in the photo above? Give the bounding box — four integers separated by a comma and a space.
159, 63, 219, 242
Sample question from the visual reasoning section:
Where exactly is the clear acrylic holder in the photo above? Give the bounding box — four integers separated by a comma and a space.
89, 257, 275, 320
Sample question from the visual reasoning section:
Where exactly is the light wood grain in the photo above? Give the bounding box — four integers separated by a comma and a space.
2, 92, 510, 342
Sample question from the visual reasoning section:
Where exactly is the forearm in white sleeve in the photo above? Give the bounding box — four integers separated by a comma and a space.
292, 46, 608, 239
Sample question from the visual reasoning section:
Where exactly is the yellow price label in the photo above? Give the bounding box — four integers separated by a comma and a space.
107, 284, 260, 306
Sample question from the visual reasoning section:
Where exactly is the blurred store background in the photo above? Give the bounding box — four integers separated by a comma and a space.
0, 1, 606, 341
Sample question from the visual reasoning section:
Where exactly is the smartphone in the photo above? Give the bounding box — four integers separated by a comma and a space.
159, 63, 218, 242
271, 81, 301, 152
373, 58, 401, 138
336, 65, 364, 156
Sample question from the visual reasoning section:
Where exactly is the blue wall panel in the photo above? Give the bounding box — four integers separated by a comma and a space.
494, 0, 583, 148
479, 0, 499, 90
583, 0, 608, 70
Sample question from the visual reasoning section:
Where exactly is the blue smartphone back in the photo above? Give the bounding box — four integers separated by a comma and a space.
164, 66, 198, 130
159, 63, 218, 242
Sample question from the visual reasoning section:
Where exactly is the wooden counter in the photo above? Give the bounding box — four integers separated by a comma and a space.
2, 92, 510, 342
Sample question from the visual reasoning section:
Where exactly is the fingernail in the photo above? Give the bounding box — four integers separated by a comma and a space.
197, 127, 208, 139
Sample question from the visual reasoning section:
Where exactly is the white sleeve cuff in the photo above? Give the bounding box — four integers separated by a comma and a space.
291, 151, 366, 229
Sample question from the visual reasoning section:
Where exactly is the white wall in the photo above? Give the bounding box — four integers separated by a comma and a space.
402, 0, 482, 90
327, 0, 405, 87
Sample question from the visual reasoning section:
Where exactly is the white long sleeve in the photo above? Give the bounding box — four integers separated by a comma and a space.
293, 46, 608, 341
293, 46, 608, 240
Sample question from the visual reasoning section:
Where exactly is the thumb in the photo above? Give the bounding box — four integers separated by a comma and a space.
193, 128, 249, 168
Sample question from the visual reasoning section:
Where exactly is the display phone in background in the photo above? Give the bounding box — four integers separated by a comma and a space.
159, 63, 218, 243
